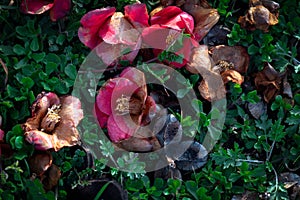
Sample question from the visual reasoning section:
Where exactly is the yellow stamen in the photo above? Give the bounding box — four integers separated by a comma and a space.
115, 95, 130, 115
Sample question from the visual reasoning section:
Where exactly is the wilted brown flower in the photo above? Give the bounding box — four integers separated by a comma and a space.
238, 0, 280, 32
23, 92, 84, 151
28, 151, 61, 191
254, 63, 292, 102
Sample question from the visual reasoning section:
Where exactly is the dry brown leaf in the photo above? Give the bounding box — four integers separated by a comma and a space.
209, 45, 249, 74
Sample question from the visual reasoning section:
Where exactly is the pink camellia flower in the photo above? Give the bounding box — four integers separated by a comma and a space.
20, 0, 71, 21
23, 92, 83, 151
95, 67, 160, 152
78, 4, 149, 65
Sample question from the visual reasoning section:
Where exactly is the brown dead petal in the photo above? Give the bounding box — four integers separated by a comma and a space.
221, 69, 244, 85
198, 78, 226, 102
189, 7, 220, 42
115, 126, 161, 152
51, 96, 83, 151
186, 45, 212, 74
28, 151, 53, 176
42, 164, 61, 191
209, 45, 249, 74
283, 75, 293, 99
179, 0, 212, 11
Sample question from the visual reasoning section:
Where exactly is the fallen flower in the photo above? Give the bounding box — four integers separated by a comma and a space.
254, 63, 292, 102
238, 0, 279, 32
95, 67, 159, 152
23, 92, 84, 151
20, 0, 71, 21
78, 3, 148, 65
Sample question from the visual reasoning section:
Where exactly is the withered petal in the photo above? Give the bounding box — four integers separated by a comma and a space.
28, 151, 53, 176
221, 69, 244, 85
189, 7, 220, 42
186, 45, 212, 74
25, 130, 55, 151
42, 164, 61, 191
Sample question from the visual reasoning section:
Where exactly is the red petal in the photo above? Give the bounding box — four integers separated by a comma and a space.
124, 3, 149, 28
150, 6, 194, 35
20, 0, 54, 15
50, 0, 71, 21
78, 7, 116, 49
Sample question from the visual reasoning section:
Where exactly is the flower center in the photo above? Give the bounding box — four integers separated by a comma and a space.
166, 32, 178, 46
115, 95, 130, 115
41, 104, 61, 132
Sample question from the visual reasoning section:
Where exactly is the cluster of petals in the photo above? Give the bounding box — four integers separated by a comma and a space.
77, 3, 218, 67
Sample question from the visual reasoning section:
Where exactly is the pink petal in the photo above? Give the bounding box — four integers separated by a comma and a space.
50, 0, 71, 21
107, 115, 133, 142
20, 0, 54, 15
124, 3, 149, 28
120, 67, 146, 88
150, 6, 194, 35
78, 7, 116, 49
98, 12, 139, 46
142, 26, 174, 50
94, 104, 109, 128
25, 130, 54, 151
96, 79, 117, 115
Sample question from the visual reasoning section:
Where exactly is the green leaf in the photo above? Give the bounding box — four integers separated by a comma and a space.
177, 88, 189, 98
30, 38, 39, 51
64, 64, 77, 79
94, 182, 111, 200
21, 77, 34, 89
13, 44, 26, 55
185, 181, 198, 200
45, 62, 58, 75
14, 136, 24, 149
248, 44, 259, 55
31, 52, 46, 63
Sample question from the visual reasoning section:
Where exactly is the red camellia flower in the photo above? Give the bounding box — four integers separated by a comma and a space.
20, 0, 71, 21
95, 67, 159, 152
23, 92, 84, 151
